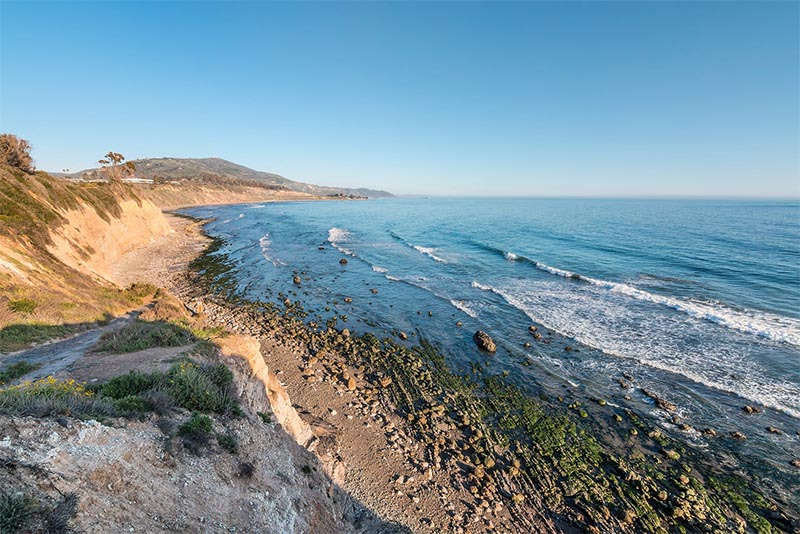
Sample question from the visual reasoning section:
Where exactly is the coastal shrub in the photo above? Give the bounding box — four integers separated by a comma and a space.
178, 412, 213, 454
165, 360, 232, 413
0, 361, 40, 385
92, 319, 196, 353
121, 283, 159, 302
257, 411, 272, 424
216, 432, 238, 454
42, 492, 79, 534
8, 299, 37, 314
0, 377, 116, 418
98, 370, 161, 399
0, 491, 33, 533
113, 394, 155, 415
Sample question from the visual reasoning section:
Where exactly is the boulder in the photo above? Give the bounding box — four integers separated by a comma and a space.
473, 331, 497, 353
339, 258, 348, 265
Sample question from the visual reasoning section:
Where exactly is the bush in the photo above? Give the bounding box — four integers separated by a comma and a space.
166, 361, 227, 413
93, 319, 196, 353
0, 377, 117, 418
0, 491, 33, 533
121, 283, 159, 302
179, 412, 213, 454
179, 412, 213, 434
0, 134, 34, 173
216, 432, 238, 454
113, 395, 154, 414
98, 370, 161, 399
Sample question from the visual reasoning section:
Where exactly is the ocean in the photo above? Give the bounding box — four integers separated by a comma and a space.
184, 197, 800, 476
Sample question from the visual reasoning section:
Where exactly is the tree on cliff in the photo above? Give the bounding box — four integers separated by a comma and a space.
98, 151, 136, 182
0, 134, 35, 173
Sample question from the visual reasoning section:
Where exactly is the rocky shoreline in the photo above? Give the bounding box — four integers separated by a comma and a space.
152, 216, 799, 534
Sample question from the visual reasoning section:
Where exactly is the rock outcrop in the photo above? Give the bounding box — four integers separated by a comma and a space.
473, 330, 497, 353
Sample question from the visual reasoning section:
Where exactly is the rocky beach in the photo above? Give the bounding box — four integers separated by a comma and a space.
132, 210, 798, 533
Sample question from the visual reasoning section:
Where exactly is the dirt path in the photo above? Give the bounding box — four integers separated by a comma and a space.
0, 312, 137, 381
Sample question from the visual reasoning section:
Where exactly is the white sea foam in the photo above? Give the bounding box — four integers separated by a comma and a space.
372, 265, 388, 273
471, 278, 800, 418
413, 245, 447, 263
327, 227, 356, 256
504, 252, 519, 261
258, 233, 285, 266
449, 299, 478, 318
531, 261, 800, 347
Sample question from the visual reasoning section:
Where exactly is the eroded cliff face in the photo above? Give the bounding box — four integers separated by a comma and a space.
0, 331, 401, 534
46, 198, 171, 283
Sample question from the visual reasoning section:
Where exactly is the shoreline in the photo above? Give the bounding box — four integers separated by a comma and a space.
116, 209, 798, 533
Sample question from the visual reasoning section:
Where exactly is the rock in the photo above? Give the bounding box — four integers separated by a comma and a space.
532, 332, 542, 340
319, 246, 325, 250
564, 346, 573, 352
702, 428, 717, 437
347, 376, 357, 391
427, 310, 433, 316
742, 405, 760, 414
379, 377, 393, 388
641, 389, 676, 412
339, 258, 348, 265
791, 459, 800, 468
370, 288, 378, 294
456, 321, 463, 327
344, 297, 352, 303
398, 332, 408, 340
656, 490, 668, 501
730, 431, 747, 440
340, 328, 350, 338
473, 331, 497, 353
511, 493, 525, 504
523, 342, 531, 348
528, 325, 538, 333
766, 426, 783, 435
293, 276, 301, 285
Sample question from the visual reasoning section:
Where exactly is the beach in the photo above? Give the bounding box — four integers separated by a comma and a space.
111, 204, 798, 533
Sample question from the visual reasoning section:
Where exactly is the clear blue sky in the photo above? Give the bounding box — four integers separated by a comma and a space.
1, 1, 798, 197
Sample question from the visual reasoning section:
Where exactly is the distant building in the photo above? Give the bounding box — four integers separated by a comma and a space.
121, 177, 155, 184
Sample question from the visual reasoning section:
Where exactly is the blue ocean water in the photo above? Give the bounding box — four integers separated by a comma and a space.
185, 197, 800, 469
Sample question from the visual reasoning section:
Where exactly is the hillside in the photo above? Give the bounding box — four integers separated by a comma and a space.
0, 164, 172, 342
64, 157, 394, 198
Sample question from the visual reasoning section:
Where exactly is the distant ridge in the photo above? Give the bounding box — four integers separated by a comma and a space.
61, 157, 394, 198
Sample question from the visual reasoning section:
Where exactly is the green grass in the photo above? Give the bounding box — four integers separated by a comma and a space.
92, 319, 196, 353
0, 324, 74, 353
0, 361, 40, 385
8, 299, 37, 314
0, 491, 33, 534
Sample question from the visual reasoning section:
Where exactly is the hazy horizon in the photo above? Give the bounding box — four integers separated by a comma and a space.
2, 1, 798, 197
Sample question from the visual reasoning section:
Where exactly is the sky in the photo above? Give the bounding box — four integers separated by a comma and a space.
1, 1, 798, 197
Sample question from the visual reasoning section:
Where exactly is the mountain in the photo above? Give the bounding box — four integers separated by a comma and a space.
62, 157, 394, 198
